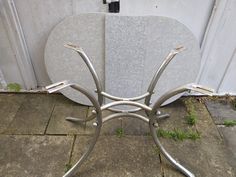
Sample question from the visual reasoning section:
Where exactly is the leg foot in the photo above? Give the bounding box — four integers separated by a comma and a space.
157, 113, 170, 120
66, 114, 97, 123
66, 117, 85, 122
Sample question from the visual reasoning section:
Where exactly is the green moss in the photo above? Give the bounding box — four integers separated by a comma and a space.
157, 128, 200, 141
186, 112, 197, 126
7, 83, 21, 92
184, 98, 197, 125
223, 120, 236, 127
187, 131, 201, 140
116, 128, 124, 138
153, 146, 160, 155
65, 163, 72, 172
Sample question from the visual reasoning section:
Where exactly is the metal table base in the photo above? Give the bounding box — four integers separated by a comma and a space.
45, 43, 214, 177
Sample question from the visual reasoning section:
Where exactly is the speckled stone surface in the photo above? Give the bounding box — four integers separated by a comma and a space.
45, 14, 201, 106
105, 15, 201, 105
45, 13, 105, 105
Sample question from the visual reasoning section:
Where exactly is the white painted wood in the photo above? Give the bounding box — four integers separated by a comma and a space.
0, 68, 7, 89
0, 1, 25, 88
72, 0, 107, 14
218, 49, 236, 94
0, 0, 37, 89
14, 0, 73, 86
120, 0, 215, 44
198, 0, 236, 94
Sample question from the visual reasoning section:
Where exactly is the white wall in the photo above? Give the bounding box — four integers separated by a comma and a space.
198, 0, 236, 94
14, 0, 74, 86
120, 0, 215, 44
0, 6, 25, 87
6, 0, 108, 87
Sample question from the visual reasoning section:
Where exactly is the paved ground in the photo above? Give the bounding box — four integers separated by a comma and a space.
0, 93, 236, 177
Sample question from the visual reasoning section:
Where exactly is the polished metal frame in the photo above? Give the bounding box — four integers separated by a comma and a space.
45, 43, 214, 177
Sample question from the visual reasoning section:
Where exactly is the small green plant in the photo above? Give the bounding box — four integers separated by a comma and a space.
116, 128, 124, 138
231, 100, 236, 111
223, 120, 236, 127
65, 163, 72, 172
157, 128, 200, 141
7, 83, 21, 92
187, 131, 201, 140
184, 98, 197, 125
186, 112, 197, 126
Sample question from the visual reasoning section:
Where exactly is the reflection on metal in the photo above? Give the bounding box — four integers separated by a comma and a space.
101, 91, 150, 101
107, 107, 142, 113
45, 43, 214, 177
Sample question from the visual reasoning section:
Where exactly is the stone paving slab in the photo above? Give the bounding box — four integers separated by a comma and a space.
218, 126, 236, 174
0, 94, 26, 133
70, 135, 162, 177
159, 98, 235, 177
205, 100, 236, 124
4, 94, 55, 134
158, 99, 190, 131
122, 110, 150, 135
0, 94, 236, 177
160, 138, 234, 177
0, 135, 73, 177
46, 104, 88, 135
53, 94, 79, 106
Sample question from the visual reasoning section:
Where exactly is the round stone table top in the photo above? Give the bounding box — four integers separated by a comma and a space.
45, 13, 201, 106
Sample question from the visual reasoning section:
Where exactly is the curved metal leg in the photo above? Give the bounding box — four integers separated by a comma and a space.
46, 81, 103, 177
63, 117, 102, 177
149, 119, 195, 177
64, 43, 104, 105
145, 46, 186, 107
148, 84, 214, 177
45, 60, 214, 176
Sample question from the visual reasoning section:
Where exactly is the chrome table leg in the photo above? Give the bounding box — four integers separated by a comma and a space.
44, 44, 214, 177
